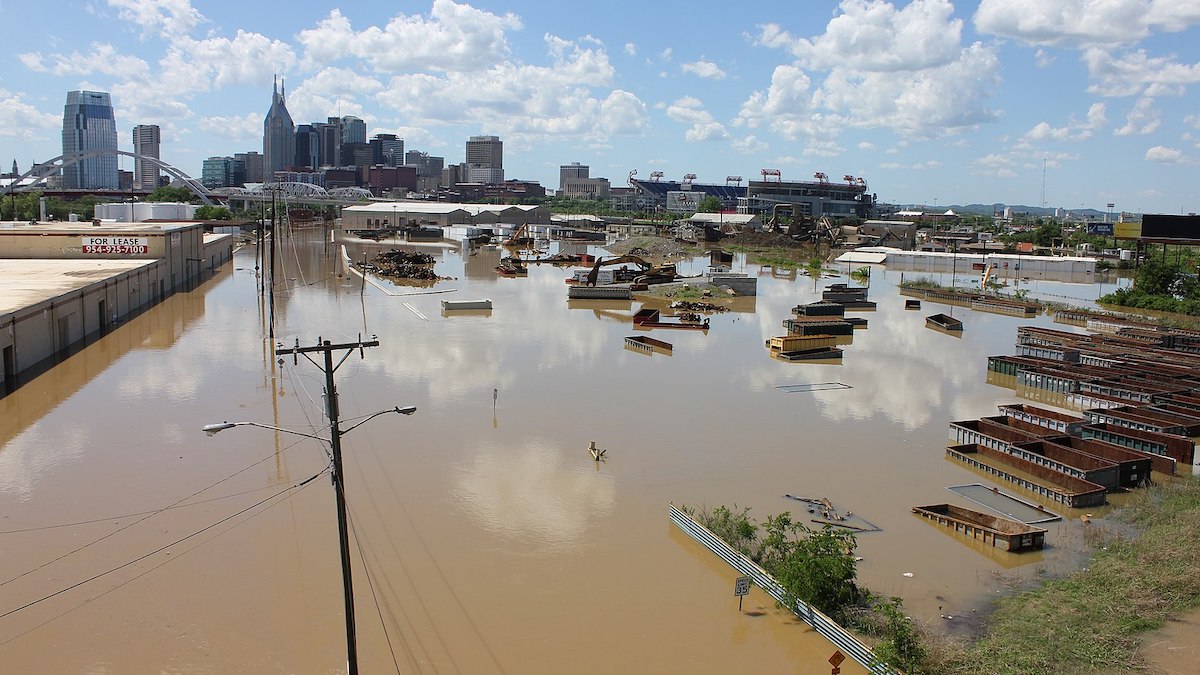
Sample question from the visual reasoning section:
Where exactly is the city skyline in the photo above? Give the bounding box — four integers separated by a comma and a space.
2, 0, 1198, 212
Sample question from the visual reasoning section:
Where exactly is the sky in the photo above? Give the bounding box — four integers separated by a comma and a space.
1, 0, 1198, 213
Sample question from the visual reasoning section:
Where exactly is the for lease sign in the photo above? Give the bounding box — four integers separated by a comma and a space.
81, 236, 150, 255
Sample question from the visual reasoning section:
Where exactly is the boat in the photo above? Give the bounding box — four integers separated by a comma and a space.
632, 308, 709, 330
441, 299, 493, 311
774, 346, 843, 362
926, 313, 963, 332
911, 503, 1047, 552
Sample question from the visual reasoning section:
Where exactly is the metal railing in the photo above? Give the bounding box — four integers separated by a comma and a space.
668, 504, 898, 674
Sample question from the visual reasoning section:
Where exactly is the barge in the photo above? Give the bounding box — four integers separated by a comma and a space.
926, 313, 964, 332
912, 503, 1047, 552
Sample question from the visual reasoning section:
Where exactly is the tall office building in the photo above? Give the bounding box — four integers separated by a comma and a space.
62, 90, 119, 189
559, 162, 589, 190
341, 116, 366, 144
262, 76, 295, 178
201, 156, 246, 188
294, 125, 320, 170
234, 151, 264, 183
131, 124, 160, 190
321, 117, 343, 167
369, 134, 403, 166
465, 135, 503, 184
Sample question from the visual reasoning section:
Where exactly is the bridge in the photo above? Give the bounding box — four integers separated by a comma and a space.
1, 150, 375, 208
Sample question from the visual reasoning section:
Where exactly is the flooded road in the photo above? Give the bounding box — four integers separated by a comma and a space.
0, 230, 1128, 673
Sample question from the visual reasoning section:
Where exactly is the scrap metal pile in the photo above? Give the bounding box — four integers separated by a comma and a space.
359, 249, 446, 281
670, 300, 729, 314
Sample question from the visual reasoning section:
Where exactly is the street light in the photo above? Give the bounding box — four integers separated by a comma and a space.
202, 402, 416, 674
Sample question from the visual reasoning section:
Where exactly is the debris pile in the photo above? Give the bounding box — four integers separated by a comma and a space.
605, 236, 691, 260
670, 300, 729, 314
360, 249, 446, 281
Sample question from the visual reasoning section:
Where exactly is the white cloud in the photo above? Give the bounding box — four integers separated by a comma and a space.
880, 159, 942, 170
745, 2, 1000, 140
858, 141, 875, 151
1145, 145, 1189, 163
973, 0, 1200, 48
19, 43, 151, 79
298, 2, 522, 73
814, 42, 1000, 138
0, 90, 60, 140
804, 139, 843, 157
665, 96, 728, 142
1035, 48, 1055, 68
735, 64, 814, 137
659, 47, 673, 61
1084, 48, 1200, 97
732, 135, 768, 153
196, 113, 260, 142
374, 36, 644, 145
1023, 102, 1106, 141
107, 0, 205, 38
1114, 97, 1161, 136
681, 60, 726, 80
787, 0, 965, 72
163, 31, 298, 93
624, 42, 636, 56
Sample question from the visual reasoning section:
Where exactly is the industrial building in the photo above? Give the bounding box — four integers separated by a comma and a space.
0, 221, 235, 392
340, 202, 549, 229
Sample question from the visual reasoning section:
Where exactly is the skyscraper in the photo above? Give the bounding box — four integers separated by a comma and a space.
369, 134, 403, 166
465, 135, 503, 184
341, 116, 366, 144
294, 125, 320, 170
132, 124, 161, 190
559, 162, 589, 191
262, 76, 295, 179
62, 90, 119, 189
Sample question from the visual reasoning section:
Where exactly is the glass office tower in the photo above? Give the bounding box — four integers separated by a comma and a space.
62, 90, 119, 189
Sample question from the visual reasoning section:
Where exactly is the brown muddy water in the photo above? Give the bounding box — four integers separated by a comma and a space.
0, 231, 1140, 673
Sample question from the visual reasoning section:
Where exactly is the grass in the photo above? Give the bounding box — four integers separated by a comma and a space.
925, 476, 1200, 674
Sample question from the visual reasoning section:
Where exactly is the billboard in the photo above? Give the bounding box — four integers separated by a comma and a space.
666, 190, 702, 212
1138, 214, 1200, 242
1114, 222, 1142, 240
1087, 223, 1114, 236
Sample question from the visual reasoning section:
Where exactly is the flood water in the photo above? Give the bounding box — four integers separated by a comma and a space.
0, 230, 1141, 673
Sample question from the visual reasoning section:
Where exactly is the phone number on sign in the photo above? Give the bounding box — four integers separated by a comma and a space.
82, 245, 148, 254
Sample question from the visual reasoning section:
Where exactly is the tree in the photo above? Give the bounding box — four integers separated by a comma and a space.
146, 185, 199, 203
195, 205, 233, 220
758, 512, 859, 617
697, 195, 722, 213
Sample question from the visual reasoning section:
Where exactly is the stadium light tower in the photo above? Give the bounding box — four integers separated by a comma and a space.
761, 168, 781, 183
649, 171, 664, 182
725, 175, 742, 186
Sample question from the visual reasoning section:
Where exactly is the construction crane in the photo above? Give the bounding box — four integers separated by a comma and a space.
649, 171, 664, 182
761, 168, 781, 183
725, 175, 742, 186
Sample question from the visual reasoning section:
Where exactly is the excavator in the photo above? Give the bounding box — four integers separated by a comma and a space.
504, 222, 534, 248
583, 255, 679, 287
584, 255, 649, 286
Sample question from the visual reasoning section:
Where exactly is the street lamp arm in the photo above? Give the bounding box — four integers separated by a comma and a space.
201, 420, 328, 443
339, 405, 417, 436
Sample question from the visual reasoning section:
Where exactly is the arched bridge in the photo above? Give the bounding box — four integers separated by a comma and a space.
2, 151, 376, 208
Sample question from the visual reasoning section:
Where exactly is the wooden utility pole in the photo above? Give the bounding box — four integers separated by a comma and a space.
277, 336, 379, 675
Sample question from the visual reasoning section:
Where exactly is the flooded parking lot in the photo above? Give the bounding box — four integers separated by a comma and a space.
0, 230, 1135, 673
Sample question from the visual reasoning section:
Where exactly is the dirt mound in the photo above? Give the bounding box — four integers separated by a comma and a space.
723, 231, 807, 249
604, 236, 691, 260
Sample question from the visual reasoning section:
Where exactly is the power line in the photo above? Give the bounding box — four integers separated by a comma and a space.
0, 469, 326, 622
0, 438, 314, 587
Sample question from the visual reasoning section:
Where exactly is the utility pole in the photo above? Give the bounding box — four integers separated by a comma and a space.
278, 336, 379, 675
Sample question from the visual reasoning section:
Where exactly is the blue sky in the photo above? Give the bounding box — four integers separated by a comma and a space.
1, 0, 1198, 213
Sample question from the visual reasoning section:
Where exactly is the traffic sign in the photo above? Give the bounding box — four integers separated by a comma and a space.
734, 576, 751, 597
829, 650, 845, 667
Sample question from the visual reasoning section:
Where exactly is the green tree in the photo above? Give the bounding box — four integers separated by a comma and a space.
757, 513, 859, 617
195, 205, 233, 220
697, 195, 722, 213
146, 185, 199, 203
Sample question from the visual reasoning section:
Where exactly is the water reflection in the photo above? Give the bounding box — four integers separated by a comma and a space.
453, 437, 616, 552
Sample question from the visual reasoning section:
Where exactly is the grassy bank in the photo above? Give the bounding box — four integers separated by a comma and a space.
929, 476, 1200, 674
